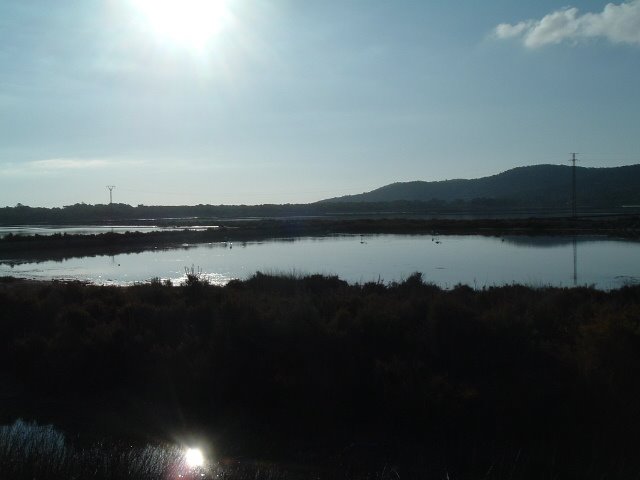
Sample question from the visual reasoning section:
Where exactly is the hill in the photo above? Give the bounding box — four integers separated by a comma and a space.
321, 164, 640, 207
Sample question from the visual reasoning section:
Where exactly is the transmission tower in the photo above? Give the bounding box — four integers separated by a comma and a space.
569, 153, 579, 218
106, 185, 116, 205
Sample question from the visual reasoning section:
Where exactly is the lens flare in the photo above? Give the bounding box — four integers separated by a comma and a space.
185, 447, 204, 468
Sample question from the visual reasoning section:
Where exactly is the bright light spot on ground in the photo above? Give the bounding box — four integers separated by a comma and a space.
185, 447, 205, 468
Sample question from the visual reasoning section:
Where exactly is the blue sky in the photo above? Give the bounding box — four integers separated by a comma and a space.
1, 0, 639, 206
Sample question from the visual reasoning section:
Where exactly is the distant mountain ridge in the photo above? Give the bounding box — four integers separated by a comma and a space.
2, 164, 639, 225
320, 164, 640, 207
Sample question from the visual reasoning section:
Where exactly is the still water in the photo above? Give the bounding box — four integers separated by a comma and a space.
1, 234, 639, 290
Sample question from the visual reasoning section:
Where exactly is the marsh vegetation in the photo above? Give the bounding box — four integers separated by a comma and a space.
2, 274, 640, 478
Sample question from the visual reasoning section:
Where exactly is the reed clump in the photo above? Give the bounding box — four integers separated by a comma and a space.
0, 419, 205, 479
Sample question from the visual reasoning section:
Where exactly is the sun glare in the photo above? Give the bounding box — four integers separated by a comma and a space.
132, 0, 232, 49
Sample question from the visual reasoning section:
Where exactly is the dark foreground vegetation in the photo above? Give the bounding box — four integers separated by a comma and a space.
0, 419, 213, 480
2, 274, 640, 478
2, 216, 640, 263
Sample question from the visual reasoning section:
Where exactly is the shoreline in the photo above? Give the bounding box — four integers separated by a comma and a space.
1, 217, 639, 263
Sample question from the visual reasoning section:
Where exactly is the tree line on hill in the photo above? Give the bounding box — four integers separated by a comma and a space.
323, 164, 640, 206
0, 200, 567, 225
3, 164, 639, 225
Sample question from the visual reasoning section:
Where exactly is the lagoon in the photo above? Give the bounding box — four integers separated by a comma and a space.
1, 234, 639, 289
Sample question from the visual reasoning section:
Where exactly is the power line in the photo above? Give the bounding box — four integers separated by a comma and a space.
569, 153, 579, 218
106, 185, 116, 205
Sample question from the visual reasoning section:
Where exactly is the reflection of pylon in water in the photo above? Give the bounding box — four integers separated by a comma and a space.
573, 236, 577, 287
569, 153, 579, 286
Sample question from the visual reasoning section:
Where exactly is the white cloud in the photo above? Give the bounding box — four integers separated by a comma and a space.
494, 1, 640, 48
494, 21, 534, 40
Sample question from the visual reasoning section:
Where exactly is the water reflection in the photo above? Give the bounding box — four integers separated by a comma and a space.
0, 234, 638, 290
500, 235, 605, 248
573, 236, 578, 287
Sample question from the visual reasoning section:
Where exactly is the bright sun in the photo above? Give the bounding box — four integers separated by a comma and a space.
132, 0, 231, 49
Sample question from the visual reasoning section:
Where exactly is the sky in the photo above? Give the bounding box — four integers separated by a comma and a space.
1, 0, 639, 207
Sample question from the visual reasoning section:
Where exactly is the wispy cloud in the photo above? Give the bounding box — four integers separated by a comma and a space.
30, 158, 111, 170
0, 157, 145, 176
494, 1, 640, 48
